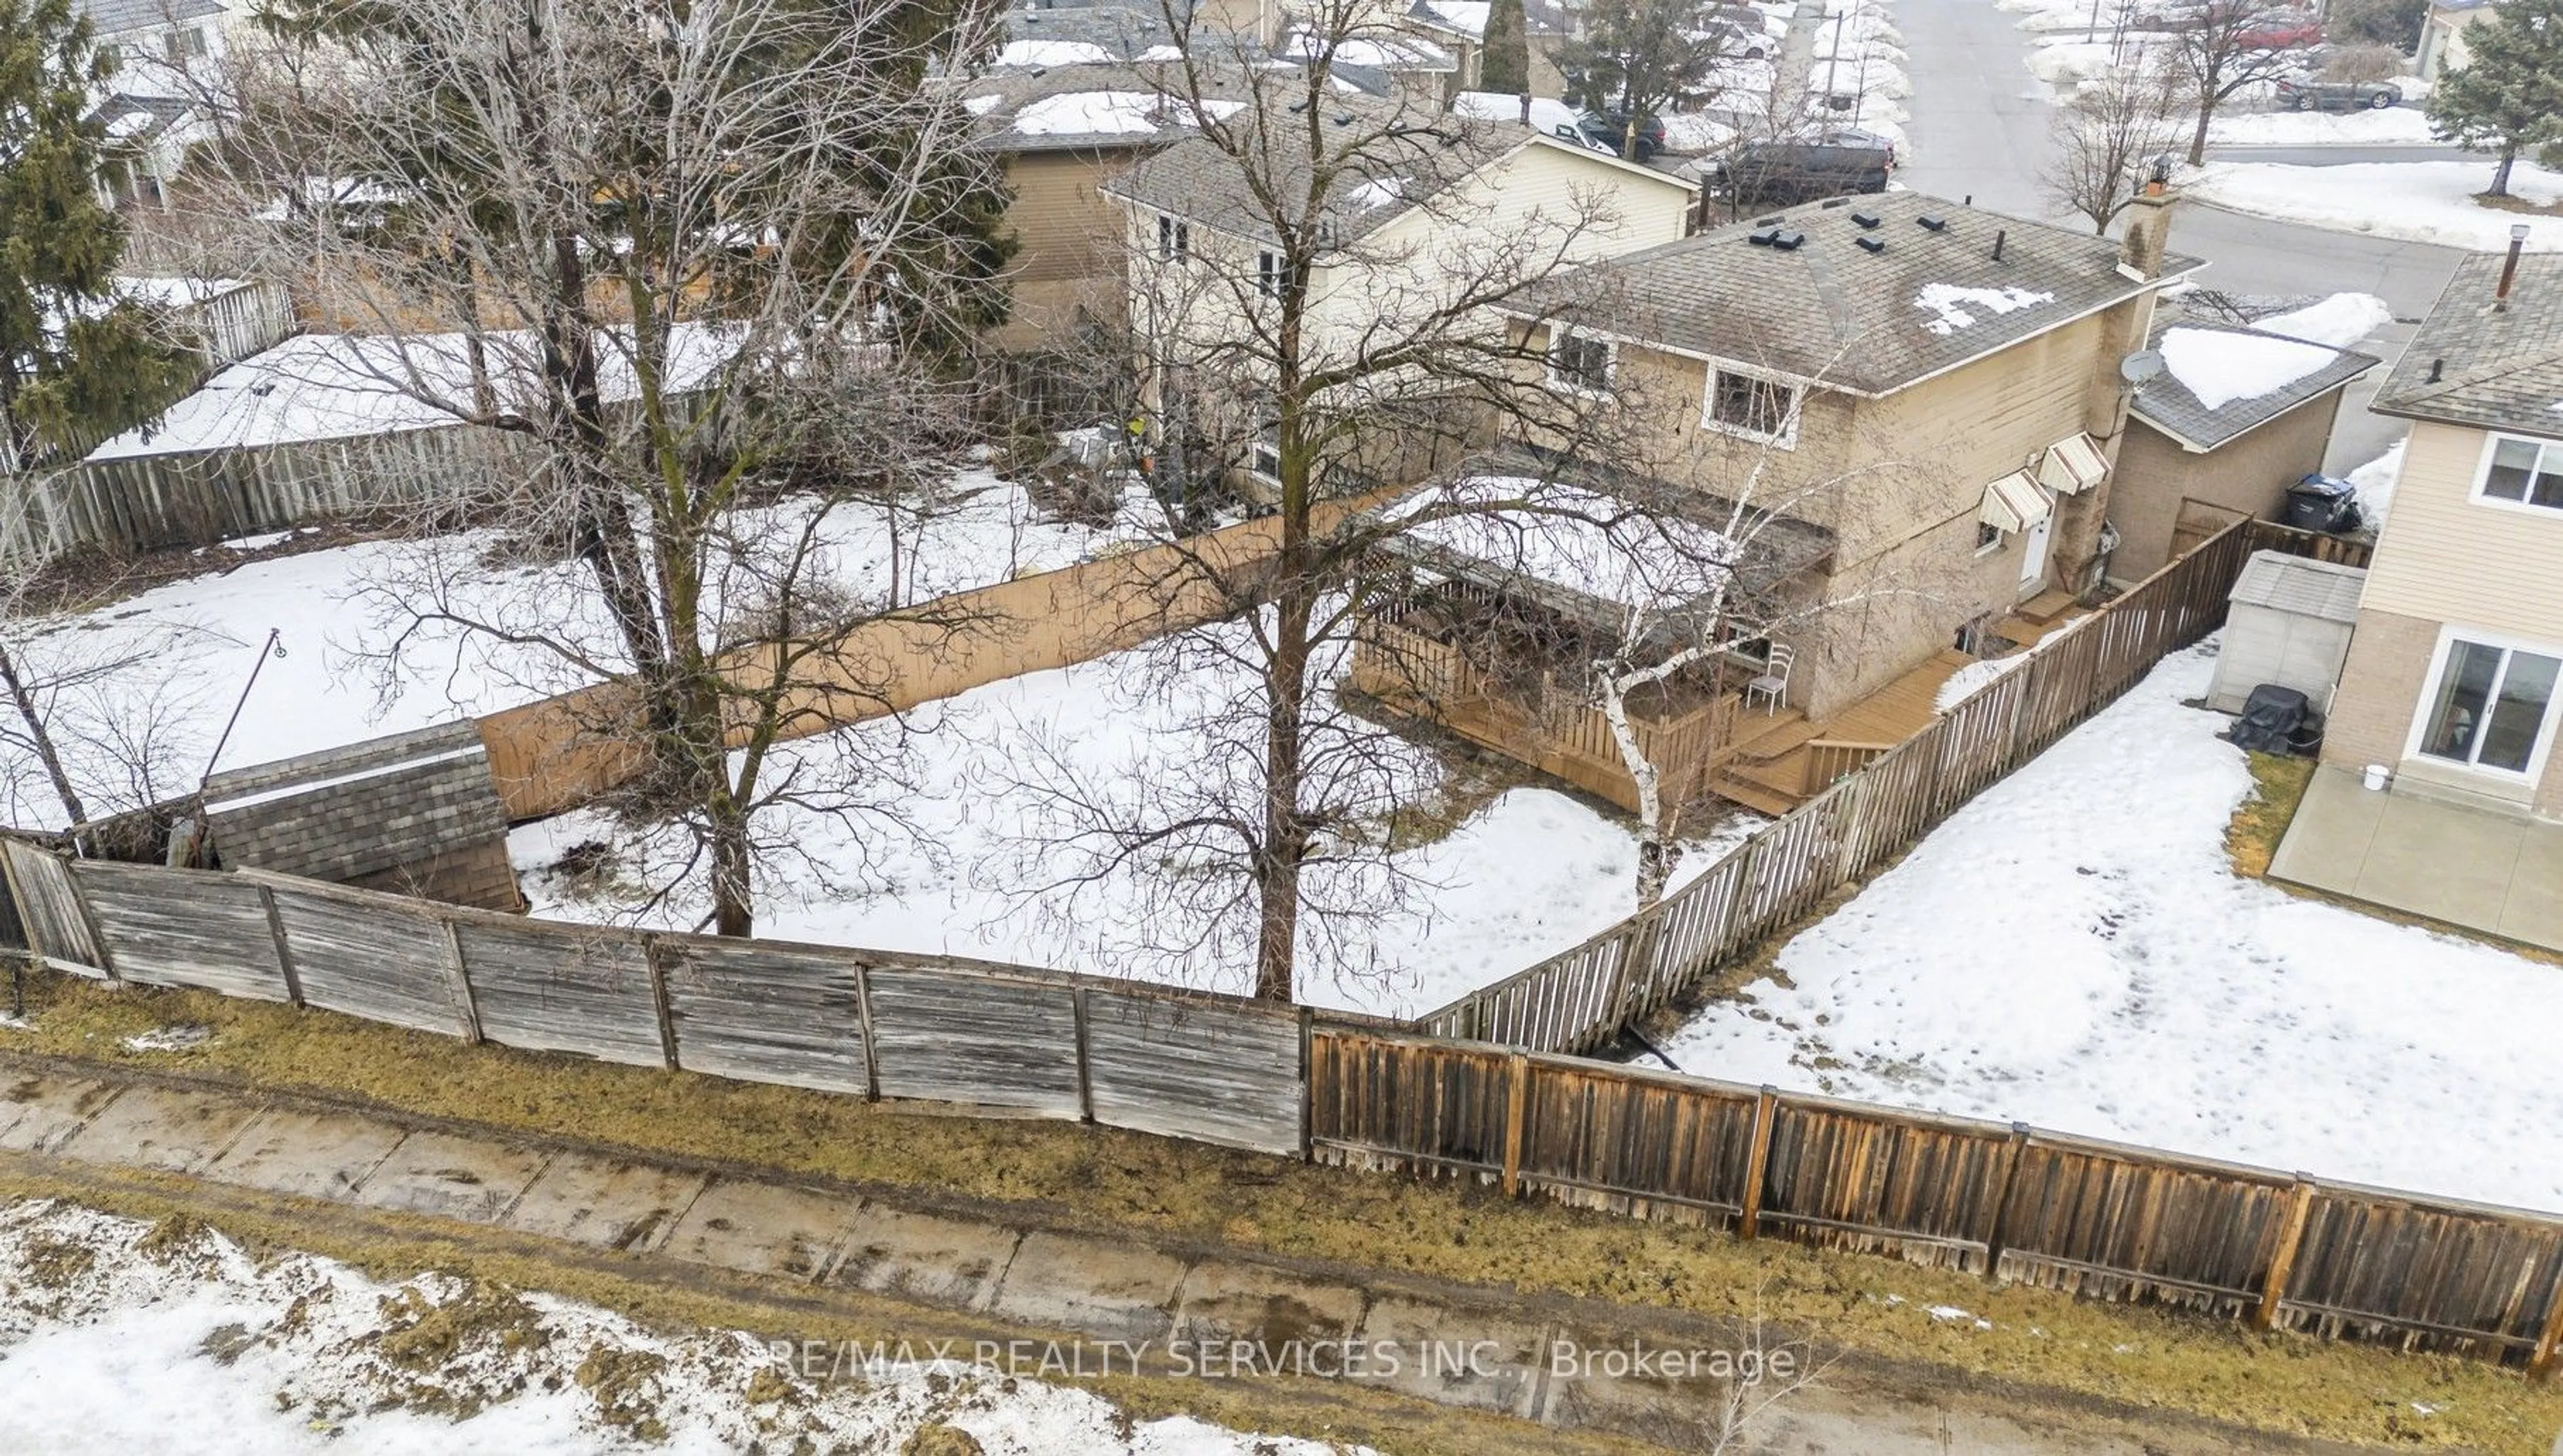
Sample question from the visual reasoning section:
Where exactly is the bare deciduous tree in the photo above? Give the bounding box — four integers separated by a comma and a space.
2042, 61, 2183, 235
190, 0, 1016, 935
2157, 0, 2320, 164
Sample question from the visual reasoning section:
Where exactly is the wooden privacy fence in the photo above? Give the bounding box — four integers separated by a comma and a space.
3, 835, 2558, 1373
1409, 519, 2365, 1056
474, 487, 1400, 821
1307, 1026, 2563, 1372
0, 837, 1316, 1157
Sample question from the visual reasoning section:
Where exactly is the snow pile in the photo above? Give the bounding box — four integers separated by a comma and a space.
1382, 476, 1735, 612
2159, 327, 2338, 410
1932, 653, 2026, 714
993, 39, 1116, 67
1455, 91, 1595, 147
1912, 283, 2055, 336
2187, 159, 2563, 252
516, 611, 1759, 1017
1665, 639, 2563, 1211
87, 324, 741, 460
2253, 292, 2392, 350
1005, 92, 1242, 137
2347, 437, 2407, 528
2205, 106, 2434, 147
0, 1200, 1363, 1456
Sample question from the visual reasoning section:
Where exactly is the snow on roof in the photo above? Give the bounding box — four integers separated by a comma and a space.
1386, 476, 1737, 613
1452, 91, 1593, 143
1281, 30, 1456, 70
2253, 292, 2392, 350
1420, 0, 1492, 36
994, 39, 1116, 67
1348, 177, 1407, 209
1006, 91, 1241, 137
1912, 283, 2055, 338
87, 324, 741, 460
113, 275, 252, 309
2159, 327, 2339, 412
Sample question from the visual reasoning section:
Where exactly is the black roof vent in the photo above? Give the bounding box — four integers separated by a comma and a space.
1917, 214, 1948, 232
1820, 196, 1852, 208
1755, 214, 1785, 226
1747, 227, 1779, 246
1288, 99, 1309, 113
1855, 234, 1886, 254
1852, 210, 1882, 229
1771, 230, 1806, 251
1334, 113, 1354, 127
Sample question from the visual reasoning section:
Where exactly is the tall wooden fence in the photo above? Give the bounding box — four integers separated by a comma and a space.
2, 833, 2556, 1375
1408, 519, 2367, 1056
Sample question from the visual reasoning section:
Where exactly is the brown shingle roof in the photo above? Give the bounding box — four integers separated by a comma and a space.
2371, 252, 2563, 438
1507, 192, 2203, 396
2132, 318, 2378, 452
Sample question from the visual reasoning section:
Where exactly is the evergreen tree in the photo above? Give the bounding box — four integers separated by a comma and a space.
2427, 0, 2563, 198
1554, 0, 1738, 157
1479, 0, 1530, 96
0, 0, 194, 468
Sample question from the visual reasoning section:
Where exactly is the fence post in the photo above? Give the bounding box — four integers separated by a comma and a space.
1738, 1085, 1777, 1239
1500, 1052, 1530, 1198
852, 960, 881, 1102
2253, 1175, 2317, 1332
1980, 1122, 2030, 1280
2532, 1274, 2563, 1381
254, 883, 305, 1009
1298, 1006, 1315, 1162
640, 936, 679, 1073
1071, 984, 1095, 1125
64, 862, 121, 982
439, 917, 484, 1044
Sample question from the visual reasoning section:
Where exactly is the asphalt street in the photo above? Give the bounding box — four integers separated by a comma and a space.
1889, 0, 2470, 468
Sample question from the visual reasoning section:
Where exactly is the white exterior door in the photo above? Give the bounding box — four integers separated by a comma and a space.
2019, 500, 2054, 595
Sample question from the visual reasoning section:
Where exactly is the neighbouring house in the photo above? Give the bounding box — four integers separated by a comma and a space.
1490, 189, 2202, 733
1101, 92, 1697, 493
2415, 0, 2490, 82
2109, 307, 2379, 580
966, 65, 1248, 408
77, 0, 230, 210
2323, 246, 2563, 822
1398, 0, 1572, 97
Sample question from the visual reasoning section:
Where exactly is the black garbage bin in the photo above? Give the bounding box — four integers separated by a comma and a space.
2283, 473, 2361, 533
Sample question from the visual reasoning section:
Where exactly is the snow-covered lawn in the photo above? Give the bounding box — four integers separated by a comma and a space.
2187, 159, 2563, 252
2205, 105, 2438, 147
0, 1200, 1359, 1456
0, 469, 1139, 830
1665, 639, 2563, 1212
516, 620, 1759, 1019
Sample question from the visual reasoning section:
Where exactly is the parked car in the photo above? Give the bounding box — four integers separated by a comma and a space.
2275, 75, 2401, 110
1707, 127, 1896, 209
1576, 110, 1669, 160
2235, 15, 2321, 49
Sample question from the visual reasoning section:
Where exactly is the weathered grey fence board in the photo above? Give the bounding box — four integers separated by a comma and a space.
864, 968, 1082, 1115
452, 918, 664, 1066
1307, 1028, 1512, 1180
2282, 1187, 2563, 1354
1995, 1136, 2292, 1314
257, 875, 469, 1035
1518, 1059, 1761, 1224
1756, 1096, 2016, 1269
657, 938, 870, 1097
1082, 990, 1303, 1154
71, 860, 290, 1000
0, 839, 105, 974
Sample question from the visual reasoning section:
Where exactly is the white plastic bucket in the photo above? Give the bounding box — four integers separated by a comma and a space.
2363, 764, 2391, 792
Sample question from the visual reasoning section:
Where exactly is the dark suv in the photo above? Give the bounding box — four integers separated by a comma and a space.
1707, 128, 1896, 210
1575, 110, 1669, 160
2275, 76, 2401, 110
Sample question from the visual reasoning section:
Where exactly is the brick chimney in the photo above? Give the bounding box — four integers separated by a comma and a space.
2116, 172, 2176, 282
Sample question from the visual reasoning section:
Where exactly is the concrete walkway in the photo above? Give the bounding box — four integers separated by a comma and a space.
2272, 767, 2563, 952
0, 1052, 2374, 1456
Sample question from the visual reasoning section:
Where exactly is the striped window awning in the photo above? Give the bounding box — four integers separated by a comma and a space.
2039, 431, 2108, 494
1979, 470, 2052, 534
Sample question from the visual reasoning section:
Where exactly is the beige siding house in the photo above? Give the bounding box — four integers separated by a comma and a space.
2327, 252, 2563, 821
1498, 190, 2202, 721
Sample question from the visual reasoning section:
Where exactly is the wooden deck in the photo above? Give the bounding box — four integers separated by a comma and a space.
1707, 649, 1982, 814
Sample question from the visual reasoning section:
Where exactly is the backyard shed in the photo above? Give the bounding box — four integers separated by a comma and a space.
2205, 550, 2367, 715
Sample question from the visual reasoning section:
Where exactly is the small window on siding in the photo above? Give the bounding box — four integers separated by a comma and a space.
1547, 331, 1612, 393
1257, 249, 1282, 298
2482, 436, 2563, 510
1706, 367, 1797, 443
1157, 214, 1189, 262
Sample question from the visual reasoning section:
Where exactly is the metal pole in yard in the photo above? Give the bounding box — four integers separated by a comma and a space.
202, 628, 286, 789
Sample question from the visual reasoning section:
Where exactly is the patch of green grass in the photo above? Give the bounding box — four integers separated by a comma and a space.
9, 971, 2563, 1451
2226, 751, 2317, 879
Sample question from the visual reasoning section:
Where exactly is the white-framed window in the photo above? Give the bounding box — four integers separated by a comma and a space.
1251, 416, 1283, 480
2405, 626, 2563, 781
1975, 521, 2006, 555
2474, 433, 2563, 512
167, 25, 208, 60
1156, 214, 1189, 262
1256, 249, 1282, 298
1703, 365, 1799, 446
1546, 330, 1613, 394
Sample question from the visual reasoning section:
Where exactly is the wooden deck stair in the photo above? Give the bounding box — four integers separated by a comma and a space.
1725, 708, 1815, 765
1703, 649, 1982, 817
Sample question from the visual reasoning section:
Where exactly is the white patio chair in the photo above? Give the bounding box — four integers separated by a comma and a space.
1744, 645, 1795, 715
